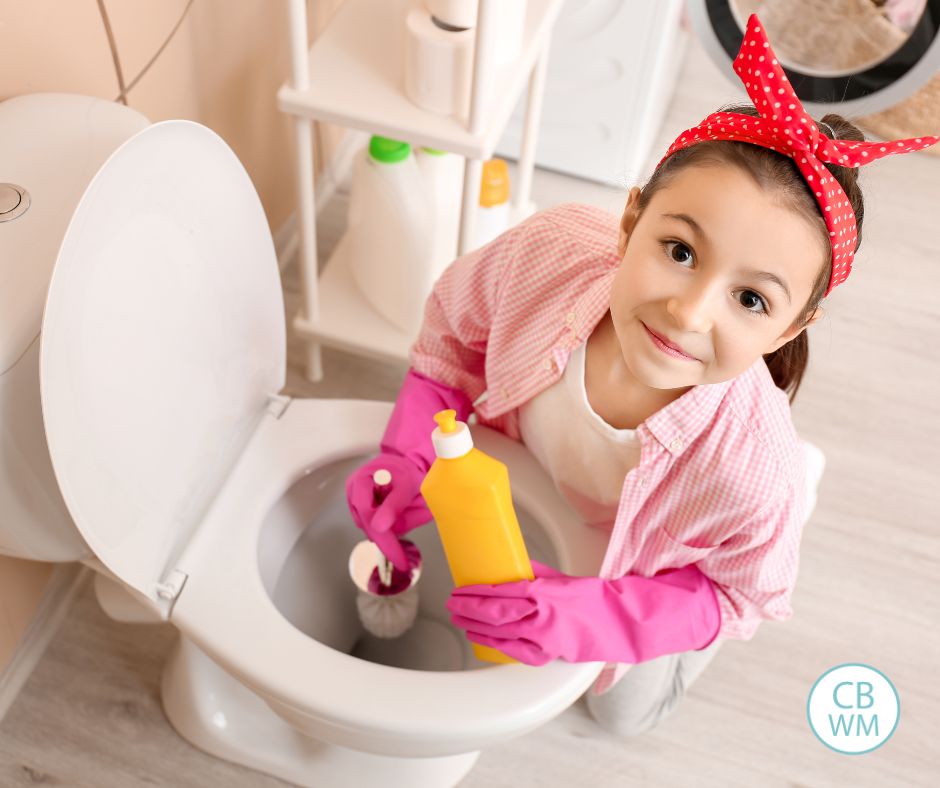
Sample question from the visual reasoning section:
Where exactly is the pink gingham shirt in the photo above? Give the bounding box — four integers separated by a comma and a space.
410, 203, 808, 692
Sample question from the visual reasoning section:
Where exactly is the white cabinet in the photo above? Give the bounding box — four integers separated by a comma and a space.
277, 0, 563, 381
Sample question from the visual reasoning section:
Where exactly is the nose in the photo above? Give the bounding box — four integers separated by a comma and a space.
666, 279, 719, 333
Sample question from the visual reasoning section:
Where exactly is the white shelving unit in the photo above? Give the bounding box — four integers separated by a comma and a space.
278, 0, 563, 381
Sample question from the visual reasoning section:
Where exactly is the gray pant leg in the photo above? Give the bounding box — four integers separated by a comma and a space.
583, 636, 723, 738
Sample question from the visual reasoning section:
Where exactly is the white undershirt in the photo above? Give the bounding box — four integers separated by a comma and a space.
518, 341, 642, 530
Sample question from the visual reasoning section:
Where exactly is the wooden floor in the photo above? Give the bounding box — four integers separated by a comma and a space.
2, 30, 939, 788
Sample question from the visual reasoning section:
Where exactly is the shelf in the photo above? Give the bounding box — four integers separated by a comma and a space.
294, 200, 538, 365
277, 0, 564, 159
294, 233, 411, 365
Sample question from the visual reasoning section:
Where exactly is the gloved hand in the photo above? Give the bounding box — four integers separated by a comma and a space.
446, 560, 721, 666
346, 454, 432, 571
346, 369, 472, 571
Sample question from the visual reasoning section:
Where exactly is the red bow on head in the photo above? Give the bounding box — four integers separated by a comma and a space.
660, 13, 940, 296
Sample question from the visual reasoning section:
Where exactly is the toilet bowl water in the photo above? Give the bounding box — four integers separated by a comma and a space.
264, 454, 561, 674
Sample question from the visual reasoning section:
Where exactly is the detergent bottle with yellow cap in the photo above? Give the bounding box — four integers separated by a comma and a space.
474, 158, 511, 249
420, 409, 534, 665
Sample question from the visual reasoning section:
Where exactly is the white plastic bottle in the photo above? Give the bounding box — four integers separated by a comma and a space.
415, 147, 463, 281
346, 136, 435, 337
474, 158, 511, 249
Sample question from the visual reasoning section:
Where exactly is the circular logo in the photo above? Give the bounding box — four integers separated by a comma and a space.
807, 663, 900, 754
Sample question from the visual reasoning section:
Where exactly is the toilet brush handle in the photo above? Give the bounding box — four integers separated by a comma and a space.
372, 471, 393, 586
372, 469, 392, 506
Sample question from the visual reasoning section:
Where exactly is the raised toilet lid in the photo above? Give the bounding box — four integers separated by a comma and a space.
41, 120, 285, 604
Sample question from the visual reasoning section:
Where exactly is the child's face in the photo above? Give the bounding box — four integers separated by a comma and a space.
610, 161, 826, 390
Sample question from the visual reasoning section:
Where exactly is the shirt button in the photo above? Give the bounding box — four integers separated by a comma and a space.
566, 311, 576, 325
502, 388, 511, 399
543, 357, 554, 371
638, 477, 648, 488
670, 437, 684, 451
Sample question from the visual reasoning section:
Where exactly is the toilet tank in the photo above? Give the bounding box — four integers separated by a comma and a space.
0, 94, 150, 561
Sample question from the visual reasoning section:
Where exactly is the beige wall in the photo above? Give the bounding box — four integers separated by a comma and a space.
1, 0, 347, 229
0, 0, 346, 672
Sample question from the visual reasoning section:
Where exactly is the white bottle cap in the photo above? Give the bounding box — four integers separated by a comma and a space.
431, 409, 474, 459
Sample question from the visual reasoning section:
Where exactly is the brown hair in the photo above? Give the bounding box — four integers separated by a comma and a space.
633, 102, 866, 404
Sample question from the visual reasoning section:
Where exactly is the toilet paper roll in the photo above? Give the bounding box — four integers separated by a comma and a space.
404, 7, 475, 117
426, 0, 478, 29
425, 0, 528, 66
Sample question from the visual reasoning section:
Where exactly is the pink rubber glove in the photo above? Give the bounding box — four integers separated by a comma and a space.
446, 560, 721, 666
346, 369, 473, 571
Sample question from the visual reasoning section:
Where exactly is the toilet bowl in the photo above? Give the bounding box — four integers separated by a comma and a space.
0, 94, 608, 788
159, 398, 610, 786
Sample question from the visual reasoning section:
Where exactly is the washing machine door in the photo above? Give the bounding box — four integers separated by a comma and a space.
687, 0, 940, 116
40, 120, 285, 607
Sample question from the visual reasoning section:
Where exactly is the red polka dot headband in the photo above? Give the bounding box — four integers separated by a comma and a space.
660, 13, 940, 297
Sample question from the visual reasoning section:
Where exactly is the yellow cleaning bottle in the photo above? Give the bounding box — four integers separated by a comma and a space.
420, 409, 534, 664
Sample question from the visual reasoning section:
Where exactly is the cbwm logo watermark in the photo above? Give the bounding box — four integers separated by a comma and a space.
807, 664, 900, 754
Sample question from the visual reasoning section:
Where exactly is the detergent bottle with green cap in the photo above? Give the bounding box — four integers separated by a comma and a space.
420, 409, 534, 665
346, 134, 434, 336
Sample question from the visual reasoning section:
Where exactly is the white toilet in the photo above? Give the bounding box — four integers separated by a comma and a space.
0, 94, 613, 787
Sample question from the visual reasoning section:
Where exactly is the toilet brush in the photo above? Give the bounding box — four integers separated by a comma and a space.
372, 469, 395, 587
349, 470, 422, 638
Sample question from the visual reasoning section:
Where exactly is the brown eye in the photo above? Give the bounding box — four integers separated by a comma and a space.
662, 240, 693, 266
738, 289, 770, 315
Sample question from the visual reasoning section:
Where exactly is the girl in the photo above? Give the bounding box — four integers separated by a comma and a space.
346, 15, 938, 737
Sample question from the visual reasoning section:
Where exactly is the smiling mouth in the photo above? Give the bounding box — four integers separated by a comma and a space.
641, 322, 699, 361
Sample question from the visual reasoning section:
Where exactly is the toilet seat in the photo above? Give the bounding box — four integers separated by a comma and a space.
40, 119, 603, 759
